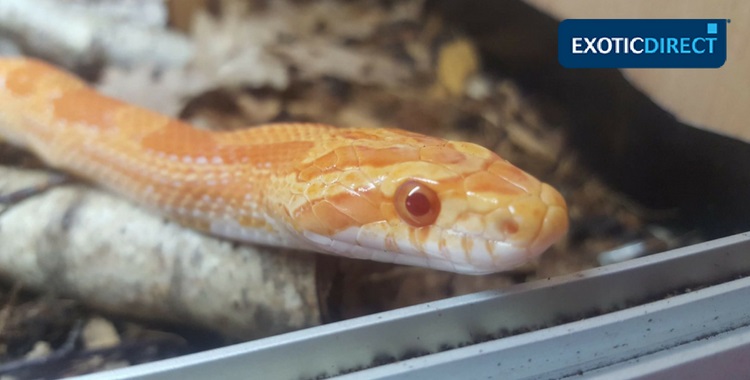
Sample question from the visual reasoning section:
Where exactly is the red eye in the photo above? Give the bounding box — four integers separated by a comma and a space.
394, 180, 440, 227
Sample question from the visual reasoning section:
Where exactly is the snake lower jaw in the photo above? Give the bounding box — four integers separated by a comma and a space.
302, 229, 507, 274
528, 203, 569, 256
302, 224, 554, 275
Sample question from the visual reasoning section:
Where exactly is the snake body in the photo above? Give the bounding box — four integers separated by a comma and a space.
0, 58, 567, 274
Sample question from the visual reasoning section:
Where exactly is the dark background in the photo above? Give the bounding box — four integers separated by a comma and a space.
431, 0, 750, 239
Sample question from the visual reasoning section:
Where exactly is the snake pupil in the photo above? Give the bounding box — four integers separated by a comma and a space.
406, 191, 430, 216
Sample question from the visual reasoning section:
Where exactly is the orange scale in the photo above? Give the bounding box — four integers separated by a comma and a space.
325, 186, 384, 225
218, 141, 313, 167
141, 120, 218, 157
5, 60, 80, 97
464, 171, 527, 196
486, 160, 538, 193
354, 146, 420, 169
52, 88, 122, 130
419, 145, 466, 165
298, 200, 355, 235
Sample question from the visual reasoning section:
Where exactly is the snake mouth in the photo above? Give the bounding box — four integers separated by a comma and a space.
302, 227, 534, 275
528, 203, 568, 256
303, 229, 511, 274
528, 183, 569, 253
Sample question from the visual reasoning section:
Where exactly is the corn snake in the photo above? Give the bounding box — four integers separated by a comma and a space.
0, 58, 568, 274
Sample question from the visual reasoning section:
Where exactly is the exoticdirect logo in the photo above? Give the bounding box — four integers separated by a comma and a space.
558, 19, 728, 68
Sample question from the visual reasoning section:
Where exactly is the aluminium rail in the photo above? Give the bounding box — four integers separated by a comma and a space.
74, 232, 750, 380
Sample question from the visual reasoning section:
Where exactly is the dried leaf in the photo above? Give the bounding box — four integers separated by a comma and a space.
435, 37, 481, 97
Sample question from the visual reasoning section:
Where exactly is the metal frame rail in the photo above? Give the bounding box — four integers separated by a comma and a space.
74, 232, 750, 380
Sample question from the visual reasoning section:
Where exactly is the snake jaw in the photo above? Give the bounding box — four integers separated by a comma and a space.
302, 227, 503, 274
301, 224, 530, 274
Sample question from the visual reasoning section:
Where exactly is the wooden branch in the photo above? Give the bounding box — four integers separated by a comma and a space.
0, 166, 320, 339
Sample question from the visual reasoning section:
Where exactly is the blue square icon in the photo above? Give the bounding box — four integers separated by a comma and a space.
707, 23, 717, 34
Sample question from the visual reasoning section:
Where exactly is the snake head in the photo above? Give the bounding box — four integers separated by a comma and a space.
285, 128, 568, 274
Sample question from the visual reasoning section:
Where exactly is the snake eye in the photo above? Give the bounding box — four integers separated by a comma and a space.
394, 180, 440, 227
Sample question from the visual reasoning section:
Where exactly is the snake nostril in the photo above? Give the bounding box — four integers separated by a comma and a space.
498, 219, 519, 235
